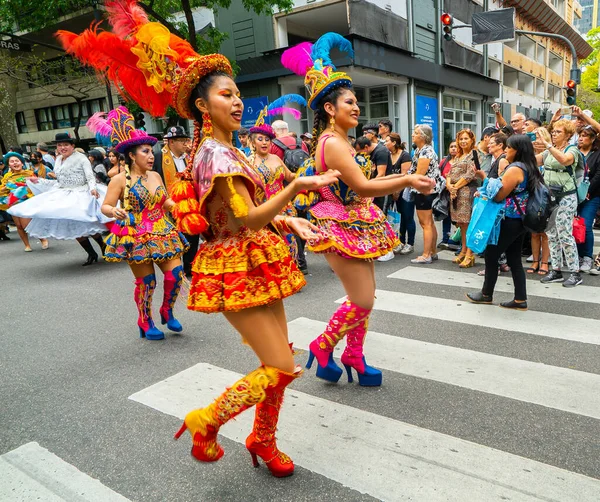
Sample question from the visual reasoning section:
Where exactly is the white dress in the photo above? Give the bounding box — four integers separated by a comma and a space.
8, 151, 112, 239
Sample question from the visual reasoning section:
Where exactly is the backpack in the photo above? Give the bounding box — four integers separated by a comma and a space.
272, 138, 309, 173
509, 162, 556, 233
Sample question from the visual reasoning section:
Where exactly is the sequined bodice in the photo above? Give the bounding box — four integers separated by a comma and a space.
255, 158, 285, 198
319, 153, 372, 206
127, 178, 173, 235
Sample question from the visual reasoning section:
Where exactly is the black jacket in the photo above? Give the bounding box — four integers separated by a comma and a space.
585, 149, 600, 199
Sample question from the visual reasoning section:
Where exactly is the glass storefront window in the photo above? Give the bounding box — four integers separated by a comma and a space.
442, 95, 478, 154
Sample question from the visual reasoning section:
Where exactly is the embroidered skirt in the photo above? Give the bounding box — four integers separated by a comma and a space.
307, 199, 399, 259
188, 227, 305, 313
104, 229, 189, 264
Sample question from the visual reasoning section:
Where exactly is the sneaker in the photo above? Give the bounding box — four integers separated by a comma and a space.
563, 272, 583, 288
377, 251, 395, 262
526, 254, 534, 263
589, 266, 600, 276
580, 256, 593, 273
393, 243, 404, 253
438, 241, 450, 250
431, 253, 439, 261
399, 244, 414, 255
446, 241, 461, 251
540, 270, 564, 283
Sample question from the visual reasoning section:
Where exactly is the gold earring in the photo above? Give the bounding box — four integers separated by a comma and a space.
329, 116, 335, 131
202, 112, 213, 138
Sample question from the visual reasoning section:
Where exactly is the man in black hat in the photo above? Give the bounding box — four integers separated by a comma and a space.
153, 125, 198, 276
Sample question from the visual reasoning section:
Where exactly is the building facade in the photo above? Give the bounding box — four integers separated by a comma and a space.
214, 0, 592, 155
574, 0, 595, 34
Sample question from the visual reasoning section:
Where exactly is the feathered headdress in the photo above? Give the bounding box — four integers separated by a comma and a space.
56, 0, 232, 119
249, 94, 307, 138
86, 106, 157, 154
281, 33, 353, 110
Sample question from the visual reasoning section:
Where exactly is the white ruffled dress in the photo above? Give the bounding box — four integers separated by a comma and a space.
8, 151, 112, 239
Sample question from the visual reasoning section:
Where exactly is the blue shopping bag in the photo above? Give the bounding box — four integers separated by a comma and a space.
466, 196, 505, 254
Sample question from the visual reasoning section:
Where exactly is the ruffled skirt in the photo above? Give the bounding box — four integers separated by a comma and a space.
9, 182, 112, 240
189, 227, 305, 313
307, 199, 399, 259
104, 229, 189, 264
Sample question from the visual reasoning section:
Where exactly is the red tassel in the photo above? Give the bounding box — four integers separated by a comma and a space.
178, 213, 208, 235
171, 180, 196, 202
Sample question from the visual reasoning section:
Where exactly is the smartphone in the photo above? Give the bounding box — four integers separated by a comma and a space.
561, 106, 572, 116
526, 131, 537, 141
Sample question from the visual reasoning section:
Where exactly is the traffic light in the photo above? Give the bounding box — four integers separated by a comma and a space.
135, 112, 146, 130
441, 13, 453, 41
565, 80, 577, 106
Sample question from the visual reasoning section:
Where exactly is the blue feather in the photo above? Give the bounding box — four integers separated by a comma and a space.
268, 94, 307, 111
311, 32, 353, 68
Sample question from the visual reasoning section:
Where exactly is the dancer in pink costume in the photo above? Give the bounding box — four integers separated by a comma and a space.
282, 33, 434, 386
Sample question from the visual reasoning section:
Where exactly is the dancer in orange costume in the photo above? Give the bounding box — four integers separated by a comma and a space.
281, 33, 435, 386
58, 0, 339, 477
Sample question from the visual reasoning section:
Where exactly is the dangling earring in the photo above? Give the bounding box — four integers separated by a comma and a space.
202, 112, 213, 138
329, 116, 335, 131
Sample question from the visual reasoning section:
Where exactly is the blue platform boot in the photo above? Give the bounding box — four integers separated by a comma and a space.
341, 318, 382, 387
159, 265, 183, 332
134, 274, 165, 340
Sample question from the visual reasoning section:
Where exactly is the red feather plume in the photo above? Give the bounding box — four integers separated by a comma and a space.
56, 26, 172, 117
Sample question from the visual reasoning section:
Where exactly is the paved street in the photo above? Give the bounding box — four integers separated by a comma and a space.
1, 227, 600, 502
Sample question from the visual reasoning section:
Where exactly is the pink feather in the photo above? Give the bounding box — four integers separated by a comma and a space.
281, 42, 314, 76
267, 107, 302, 120
105, 0, 149, 39
86, 112, 113, 137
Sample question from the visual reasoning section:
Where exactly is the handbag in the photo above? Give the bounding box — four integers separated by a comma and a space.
466, 196, 505, 254
432, 189, 449, 221
451, 227, 461, 242
576, 165, 590, 203
573, 215, 586, 244
386, 203, 401, 234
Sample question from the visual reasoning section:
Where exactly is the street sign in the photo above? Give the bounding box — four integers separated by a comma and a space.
0, 38, 32, 53
241, 96, 269, 130
416, 95, 439, 153
472, 8, 515, 45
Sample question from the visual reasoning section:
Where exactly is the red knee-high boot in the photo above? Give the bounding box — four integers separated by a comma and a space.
245, 368, 300, 477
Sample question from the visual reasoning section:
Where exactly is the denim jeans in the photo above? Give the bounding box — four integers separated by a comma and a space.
442, 215, 452, 243
398, 197, 416, 246
577, 196, 600, 258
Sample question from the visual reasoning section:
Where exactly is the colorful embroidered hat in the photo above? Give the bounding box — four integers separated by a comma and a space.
249, 94, 307, 138
281, 33, 353, 110
86, 106, 157, 154
56, 0, 232, 120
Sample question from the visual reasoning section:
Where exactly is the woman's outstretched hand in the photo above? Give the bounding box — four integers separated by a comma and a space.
293, 170, 341, 192
408, 174, 435, 194
287, 217, 322, 240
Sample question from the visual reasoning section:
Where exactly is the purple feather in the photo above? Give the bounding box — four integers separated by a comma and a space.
281, 42, 314, 76
267, 107, 302, 120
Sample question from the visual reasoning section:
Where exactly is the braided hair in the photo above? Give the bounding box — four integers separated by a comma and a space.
122, 145, 141, 212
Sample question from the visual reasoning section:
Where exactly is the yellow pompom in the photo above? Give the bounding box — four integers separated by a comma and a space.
177, 197, 200, 215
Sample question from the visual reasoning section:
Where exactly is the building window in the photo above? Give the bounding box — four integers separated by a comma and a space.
368, 86, 389, 121
54, 104, 71, 128
15, 112, 28, 134
518, 36, 535, 60
548, 84, 562, 102
548, 52, 563, 75
442, 96, 477, 154
35, 107, 53, 131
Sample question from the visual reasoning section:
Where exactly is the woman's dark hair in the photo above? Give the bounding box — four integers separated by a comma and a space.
388, 132, 406, 151
312, 85, 353, 157
88, 149, 104, 166
30, 151, 43, 163
506, 134, 544, 191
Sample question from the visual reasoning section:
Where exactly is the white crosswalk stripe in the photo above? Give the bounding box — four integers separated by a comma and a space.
389, 266, 600, 303
126, 251, 600, 501
129, 363, 600, 502
287, 317, 600, 419
0, 442, 130, 501
336, 291, 600, 345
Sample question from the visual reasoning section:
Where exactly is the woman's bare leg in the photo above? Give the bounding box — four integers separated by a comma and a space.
12, 216, 31, 249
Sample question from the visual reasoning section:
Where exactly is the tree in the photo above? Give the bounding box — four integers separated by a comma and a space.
0, 0, 294, 53
577, 28, 600, 118
0, 54, 103, 140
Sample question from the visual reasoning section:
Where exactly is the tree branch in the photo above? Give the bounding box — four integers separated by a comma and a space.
180, 0, 198, 51
138, 2, 186, 40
